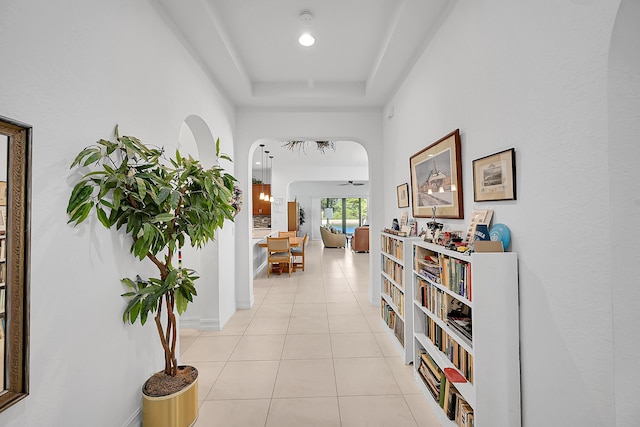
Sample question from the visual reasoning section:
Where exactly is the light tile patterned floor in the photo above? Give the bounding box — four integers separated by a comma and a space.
180, 240, 439, 427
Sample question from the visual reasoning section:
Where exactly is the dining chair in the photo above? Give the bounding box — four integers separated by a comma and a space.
267, 237, 293, 277
291, 233, 309, 271
278, 231, 297, 238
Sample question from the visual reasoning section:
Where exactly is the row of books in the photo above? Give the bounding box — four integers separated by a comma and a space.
441, 256, 472, 301
381, 235, 404, 259
383, 277, 405, 316
381, 299, 405, 346
417, 277, 447, 320
415, 259, 441, 283
417, 349, 474, 426
414, 247, 441, 282
418, 278, 474, 340
381, 257, 404, 287
425, 316, 474, 383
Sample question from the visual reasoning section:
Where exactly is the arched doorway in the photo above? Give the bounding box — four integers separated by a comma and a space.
178, 115, 236, 330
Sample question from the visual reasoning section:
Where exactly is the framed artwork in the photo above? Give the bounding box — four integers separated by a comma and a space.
396, 183, 409, 208
472, 148, 516, 201
409, 129, 463, 219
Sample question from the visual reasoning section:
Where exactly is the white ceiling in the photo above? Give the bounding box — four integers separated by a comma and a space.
154, 0, 452, 109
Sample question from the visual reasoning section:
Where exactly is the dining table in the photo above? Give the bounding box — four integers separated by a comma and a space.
257, 236, 304, 248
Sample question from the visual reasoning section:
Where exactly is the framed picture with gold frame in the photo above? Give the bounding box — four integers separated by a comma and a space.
409, 129, 463, 218
472, 148, 516, 201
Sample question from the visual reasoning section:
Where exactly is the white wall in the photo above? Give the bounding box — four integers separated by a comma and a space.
383, 1, 623, 425
608, 1, 640, 425
234, 109, 383, 309
0, 1, 235, 425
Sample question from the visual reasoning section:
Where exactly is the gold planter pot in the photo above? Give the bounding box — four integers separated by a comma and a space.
142, 371, 198, 427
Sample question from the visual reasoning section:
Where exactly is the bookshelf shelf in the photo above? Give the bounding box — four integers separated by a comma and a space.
412, 240, 520, 427
380, 231, 420, 364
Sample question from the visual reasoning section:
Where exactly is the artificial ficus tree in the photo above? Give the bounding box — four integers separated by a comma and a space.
66, 126, 237, 376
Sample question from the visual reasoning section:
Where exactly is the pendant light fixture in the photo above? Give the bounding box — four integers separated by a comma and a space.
259, 144, 265, 200
269, 154, 274, 203
264, 150, 270, 202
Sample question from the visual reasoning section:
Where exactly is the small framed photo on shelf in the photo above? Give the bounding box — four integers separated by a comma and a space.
472, 148, 516, 202
464, 209, 494, 243
396, 183, 409, 208
410, 129, 463, 219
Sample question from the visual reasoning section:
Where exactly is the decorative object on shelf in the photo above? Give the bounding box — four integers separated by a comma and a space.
66, 126, 237, 427
282, 140, 336, 153
474, 224, 490, 241
464, 209, 494, 243
490, 223, 512, 250
472, 148, 517, 201
410, 129, 463, 219
425, 206, 444, 243
397, 183, 409, 208
392, 218, 400, 231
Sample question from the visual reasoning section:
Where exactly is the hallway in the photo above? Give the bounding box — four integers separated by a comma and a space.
179, 240, 438, 426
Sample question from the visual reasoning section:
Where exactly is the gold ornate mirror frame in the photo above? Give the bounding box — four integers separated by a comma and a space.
0, 116, 30, 411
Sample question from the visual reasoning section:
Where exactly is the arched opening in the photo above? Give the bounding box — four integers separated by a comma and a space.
246, 138, 370, 285
178, 115, 234, 330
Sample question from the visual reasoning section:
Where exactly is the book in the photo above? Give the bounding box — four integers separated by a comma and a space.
444, 367, 467, 383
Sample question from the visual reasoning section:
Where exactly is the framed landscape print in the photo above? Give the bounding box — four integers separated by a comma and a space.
472, 148, 516, 201
397, 183, 409, 208
409, 129, 463, 219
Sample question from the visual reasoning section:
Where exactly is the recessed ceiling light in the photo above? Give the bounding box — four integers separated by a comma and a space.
298, 33, 315, 47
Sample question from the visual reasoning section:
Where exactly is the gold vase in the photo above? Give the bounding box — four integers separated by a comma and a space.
142, 372, 198, 427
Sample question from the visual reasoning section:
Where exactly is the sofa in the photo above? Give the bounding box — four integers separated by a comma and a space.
320, 226, 347, 248
351, 226, 369, 252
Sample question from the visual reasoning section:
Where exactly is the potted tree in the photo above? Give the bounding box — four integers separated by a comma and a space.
66, 127, 238, 427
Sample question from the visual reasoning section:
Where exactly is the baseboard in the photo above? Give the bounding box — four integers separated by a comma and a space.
122, 407, 141, 427
236, 297, 254, 310
180, 318, 220, 330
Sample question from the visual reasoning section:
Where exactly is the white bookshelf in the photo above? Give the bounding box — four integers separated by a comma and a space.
379, 231, 420, 364
412, 240, 520, 427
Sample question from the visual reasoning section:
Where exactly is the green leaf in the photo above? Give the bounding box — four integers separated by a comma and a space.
70, 147, 96, 168
157, 187, 171, 204
121, 278, 137, 290
68, 201, 94, 224
96, 207, 110, 228
175, 290, 187, 314
67, 182, 93, 214
82, 151, 103, 167
135, 177, 146, 200
129, 302, 141, 324
113, 187, 122, 211
153, 213, 174, 223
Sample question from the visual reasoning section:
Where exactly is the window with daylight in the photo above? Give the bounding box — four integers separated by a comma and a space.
321, 198, 367, 234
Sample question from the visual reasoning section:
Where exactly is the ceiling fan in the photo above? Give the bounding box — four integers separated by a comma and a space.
338, 180, 365, 186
